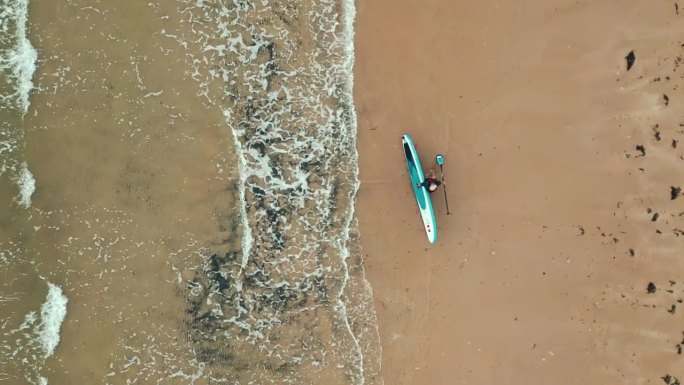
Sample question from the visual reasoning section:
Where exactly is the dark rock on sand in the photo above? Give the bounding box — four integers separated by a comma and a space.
652, 213, 660, 222
668, 304, 677, 315
626, 50, 636, 70
664, 94, 670, 106
648, 282, 657, 293
671, 186, 681, 200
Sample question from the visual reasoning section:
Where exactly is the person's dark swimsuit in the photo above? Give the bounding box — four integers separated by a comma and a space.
419, 177, 442, 193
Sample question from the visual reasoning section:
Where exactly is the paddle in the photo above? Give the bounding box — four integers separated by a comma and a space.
435, 154, 451, 215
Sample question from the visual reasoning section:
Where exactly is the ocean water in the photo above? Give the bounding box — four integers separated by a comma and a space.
0, 0, 381, 384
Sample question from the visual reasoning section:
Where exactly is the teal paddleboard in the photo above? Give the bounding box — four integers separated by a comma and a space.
402, 134, 438, 244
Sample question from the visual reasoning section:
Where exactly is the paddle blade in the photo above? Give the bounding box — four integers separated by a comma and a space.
436, 154, 444, 165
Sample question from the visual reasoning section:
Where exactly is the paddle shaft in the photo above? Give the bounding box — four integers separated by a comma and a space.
437, 164, 451, 215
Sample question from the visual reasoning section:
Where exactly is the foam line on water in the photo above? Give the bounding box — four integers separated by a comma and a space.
331, 0, 368, 383
16, 162, 35, 208
0, 0, 38, 114
0, 281, 68, 384
225, 108, 252, 270
39, 282, 68, 358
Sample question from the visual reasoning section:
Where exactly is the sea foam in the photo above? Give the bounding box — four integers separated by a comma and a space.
39, 282, 68, 358
0, 0, 38, 114
16, 162, 36, 208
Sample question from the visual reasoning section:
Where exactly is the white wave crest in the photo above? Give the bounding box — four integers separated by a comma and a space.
0, 0, 38, 114
16, 162, 36, 208
39, 282, 68, 358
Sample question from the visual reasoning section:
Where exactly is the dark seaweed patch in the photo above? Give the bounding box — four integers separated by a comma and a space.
197, 347, 235, 365
626, 50, 636, 70
636, 145, 646, 156
252, 186, 266, 197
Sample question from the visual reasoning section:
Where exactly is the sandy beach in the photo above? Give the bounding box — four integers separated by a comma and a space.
354, 0, 684, 383
2, 0, 682, 383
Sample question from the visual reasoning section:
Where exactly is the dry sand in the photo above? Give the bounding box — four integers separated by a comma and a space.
354, 0, 684, 383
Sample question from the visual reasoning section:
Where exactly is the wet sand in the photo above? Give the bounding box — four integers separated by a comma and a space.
354, 0, 684, 384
